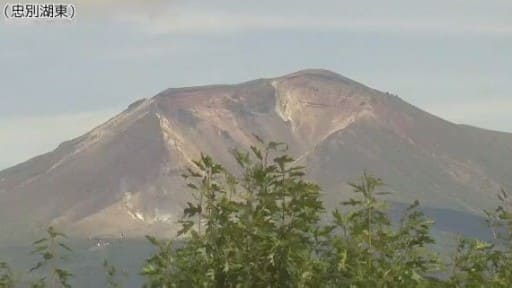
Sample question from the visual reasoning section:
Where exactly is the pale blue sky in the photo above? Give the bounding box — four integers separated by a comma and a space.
1, 0, 511, 169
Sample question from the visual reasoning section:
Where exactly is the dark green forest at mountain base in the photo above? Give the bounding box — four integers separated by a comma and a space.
1, 140, 512, 287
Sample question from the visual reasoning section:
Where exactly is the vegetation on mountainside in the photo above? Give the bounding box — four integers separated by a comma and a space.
1, 139, 511, 287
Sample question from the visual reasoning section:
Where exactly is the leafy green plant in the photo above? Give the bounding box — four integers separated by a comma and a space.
142, 139, 325, 287
3, 139, 512, 287
141, 236, 177, 288
0, 261, 14, 288
29, 226, 73, 288
141, 139, 445, 287
447, 189, 512, 287
319, 172, 439, 287
103, 259, 127, 288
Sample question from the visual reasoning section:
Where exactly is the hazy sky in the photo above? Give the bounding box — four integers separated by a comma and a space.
1, 0, 511, 169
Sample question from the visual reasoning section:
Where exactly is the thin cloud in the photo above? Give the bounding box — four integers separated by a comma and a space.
13, 0, 509, 37
135, 12, 512, 36
111, 1, 512, 37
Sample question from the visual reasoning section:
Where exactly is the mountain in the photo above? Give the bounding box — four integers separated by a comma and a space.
1, 69, 511, 244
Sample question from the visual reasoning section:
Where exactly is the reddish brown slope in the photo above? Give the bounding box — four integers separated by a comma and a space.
1, 69, 511, 243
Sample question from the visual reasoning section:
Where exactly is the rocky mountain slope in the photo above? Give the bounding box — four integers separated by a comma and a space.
1, 69, 511, 243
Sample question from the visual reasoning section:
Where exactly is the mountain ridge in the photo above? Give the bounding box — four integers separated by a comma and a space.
1, 69, 511, 244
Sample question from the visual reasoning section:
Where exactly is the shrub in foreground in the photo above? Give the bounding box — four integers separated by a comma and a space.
1, 139, 512, 287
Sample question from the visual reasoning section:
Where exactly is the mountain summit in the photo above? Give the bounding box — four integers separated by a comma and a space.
1, 69, 511, 243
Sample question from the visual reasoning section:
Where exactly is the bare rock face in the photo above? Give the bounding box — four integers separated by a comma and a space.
1, 69, 511, 243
